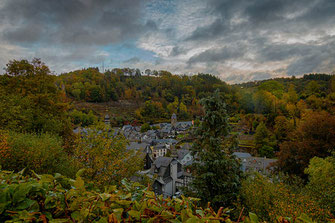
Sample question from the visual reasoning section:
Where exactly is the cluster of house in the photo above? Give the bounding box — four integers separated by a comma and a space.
74, 113, 277, 198
117, 114, 195, 197
140, 144, 194, 197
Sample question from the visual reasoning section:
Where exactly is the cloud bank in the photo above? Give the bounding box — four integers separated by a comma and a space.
0, 0, 335, 82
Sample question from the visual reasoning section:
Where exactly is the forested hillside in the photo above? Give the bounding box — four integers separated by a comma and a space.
56, 67, 235, 124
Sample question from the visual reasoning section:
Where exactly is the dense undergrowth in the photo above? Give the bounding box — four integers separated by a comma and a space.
0, 169, 234, 222
0, 170, 327, 223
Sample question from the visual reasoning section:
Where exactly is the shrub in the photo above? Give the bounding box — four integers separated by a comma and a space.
69, 109, 97, 127
239, 174, 332, 222
73, 126, 143, 187
258, 145, 274, 158
305, 156, 335, 215
0, 170, 233, 222
0, 131, 76, 177
140, 123, 151, 133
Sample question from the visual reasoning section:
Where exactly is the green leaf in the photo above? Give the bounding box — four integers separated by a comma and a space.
113, 208, 123, 220
181, 209, 188, 222
16, 199, 36, 210
71, 211, 83, 221
45, 196, 56, 209
0, 201, 11, 214
76, 168, 86, 178
31, 170, 41, 179
185, 217, 201, 223
128, 210, 140, 220
249, 212, 259, 223
49, 219, 70, 223
195, 209, 204, 217
95, 217, 108, 223
74, 176, 85, 190
18, 168, 27, 175
13, 184, 31, 204
99, 193, 111, 201
297, 213, 315, 223
41, 174, 54, 183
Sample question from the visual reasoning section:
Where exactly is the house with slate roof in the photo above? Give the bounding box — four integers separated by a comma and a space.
177, 149, 193, 166
126, 142, 149, 151
152, 144, 169, 158
150, 157, 183, 197
143, 145, 154, 170
233, 152, 277, 174
175, 121, 193, 133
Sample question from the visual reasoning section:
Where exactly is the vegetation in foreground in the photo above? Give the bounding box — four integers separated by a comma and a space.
0, 170, 325, 223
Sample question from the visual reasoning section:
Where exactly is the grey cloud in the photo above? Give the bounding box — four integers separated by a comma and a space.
249, 72, 272, 81
224, 74, 246, 83
170, 46, 187, 56
180, 0, 335, 81
1, 0, 335, 82
185, 19, 229, 42
123, 57, 141, 64
285, 38, 335, 75
188, 46, 244, 64
226, 72, 273, 83
257, 43, 314, 62
297, 0, 335, 26
224, 72, 272, 83
0, 0, 152, 46
185, 0, 323, 42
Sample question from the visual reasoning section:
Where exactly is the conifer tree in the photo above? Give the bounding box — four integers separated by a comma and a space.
189, 89, 242, 209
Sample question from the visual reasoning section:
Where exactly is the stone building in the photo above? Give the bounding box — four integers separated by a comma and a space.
171, 113, 177, 128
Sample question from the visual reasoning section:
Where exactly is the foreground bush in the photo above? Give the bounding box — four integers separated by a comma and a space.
240, 174, 332, 222
0, 131, 75, 177
305, 156, 335, 215
73, 126, 143, 187
0, 170, 234, 222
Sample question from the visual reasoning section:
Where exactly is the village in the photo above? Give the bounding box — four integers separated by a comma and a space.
73, 113, 277, 198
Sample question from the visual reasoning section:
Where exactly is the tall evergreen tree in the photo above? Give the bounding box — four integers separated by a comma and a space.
189, 89, 242, 209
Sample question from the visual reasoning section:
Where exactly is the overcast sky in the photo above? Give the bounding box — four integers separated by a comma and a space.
1, 0, 335, 83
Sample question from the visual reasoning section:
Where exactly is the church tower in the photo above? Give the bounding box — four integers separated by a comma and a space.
171, 113, 177, 128
104, 108, 110, 126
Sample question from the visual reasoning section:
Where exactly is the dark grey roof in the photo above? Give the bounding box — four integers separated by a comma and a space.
154, 157, 173, 168
177, 149, 190, 160
122, 125, 133, 131
181, 143, 192, 150
233, 152, 252, 159
160, 124, 172, 132
152, 139, 177, 145
176, 121, 192, 125
126, 142, 149, 150
183, 159, 193, 167
153, 144, 167, 151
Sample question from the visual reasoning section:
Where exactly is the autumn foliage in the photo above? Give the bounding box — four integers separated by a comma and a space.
277, 111, 335, 177
240, 174, 332, 222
